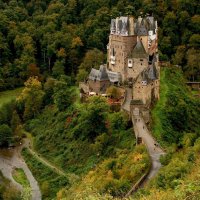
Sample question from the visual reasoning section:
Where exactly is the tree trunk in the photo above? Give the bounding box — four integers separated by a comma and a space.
48, 57, 51, 73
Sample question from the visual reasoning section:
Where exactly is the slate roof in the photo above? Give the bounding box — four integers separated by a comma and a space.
134, 16, 157, 36
111, 19, 116, 31
107, 70, 122, 83
148, 64, 157, 80
142, 70, 149, 83
110, 16, 157, 36
111, 16, 129, 35
88, 65, 109, 81
140, 63, 158, 84
88, 65, 121, 83
130, 39, 147, 58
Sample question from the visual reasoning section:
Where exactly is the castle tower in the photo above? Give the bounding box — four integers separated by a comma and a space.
107, 15, 159, 84
107, 16, 137, 82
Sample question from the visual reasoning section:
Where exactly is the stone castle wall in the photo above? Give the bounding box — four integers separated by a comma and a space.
127, 58, 148, 81
108, 35, 137, 81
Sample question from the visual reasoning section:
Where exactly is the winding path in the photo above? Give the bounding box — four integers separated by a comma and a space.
0, 142, 41, 200
133, 116, 165, 180
122, 87, 165, 194
23, 138, 76, 182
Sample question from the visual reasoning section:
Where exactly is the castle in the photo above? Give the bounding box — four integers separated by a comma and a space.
82, 15, 160, 118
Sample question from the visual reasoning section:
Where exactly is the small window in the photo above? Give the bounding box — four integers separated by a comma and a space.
141, 63, 142, 65
140, 59, 143, 61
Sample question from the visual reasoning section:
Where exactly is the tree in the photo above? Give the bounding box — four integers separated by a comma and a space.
2, 185, 21, 200
78, 49, 104, 72
17, 76, 45, 120
11, 110, 21, 132
106, 86, 122, 99
27, 64, 41, 78
186, 48, 200, 81
43, 77, 56, 105
172, 45, 186, 66
0, 124, 12, 146
52, 60, 65, 78
189, 34, 200, 48
74, 96, 109, 140
53, 79, 75, 111
76, 68, 88, 82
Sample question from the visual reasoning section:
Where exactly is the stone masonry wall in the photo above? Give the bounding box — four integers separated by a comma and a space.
127, 58, 148, 81
108, 35, 137, 81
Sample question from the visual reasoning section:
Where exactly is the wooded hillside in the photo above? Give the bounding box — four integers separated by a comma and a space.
0, 0, 199, 91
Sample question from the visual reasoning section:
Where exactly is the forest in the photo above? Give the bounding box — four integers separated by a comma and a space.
0, 0, 200, 199
0, 0, 200, 92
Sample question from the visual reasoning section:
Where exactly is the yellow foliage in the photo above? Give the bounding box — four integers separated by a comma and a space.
17, 76, 42, 102
133, 153, 143, 162
24, 76, 42, 89
57, 48, 66, 58
71, 37, 83, 48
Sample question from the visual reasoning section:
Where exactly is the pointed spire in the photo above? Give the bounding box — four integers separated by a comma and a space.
131, 39, 147, 58
148, 63, 157, 80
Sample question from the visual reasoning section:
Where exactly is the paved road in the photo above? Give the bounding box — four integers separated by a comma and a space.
133, 116, 165, 181
0, 142, 41, 200
0, 156, 22, 191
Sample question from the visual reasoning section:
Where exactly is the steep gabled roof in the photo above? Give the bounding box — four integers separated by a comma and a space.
142, 70, 149, 83
88, 65, 109, 81
130, 39, 147, 58
148, 63, 157, 80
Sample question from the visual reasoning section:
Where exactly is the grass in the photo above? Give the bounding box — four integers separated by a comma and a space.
12, 168, 30, 188
22, 148, 69, 200
0, 87, 23, 108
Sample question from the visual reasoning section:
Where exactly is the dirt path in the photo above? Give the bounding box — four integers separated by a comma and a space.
23, 138, 73, 180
